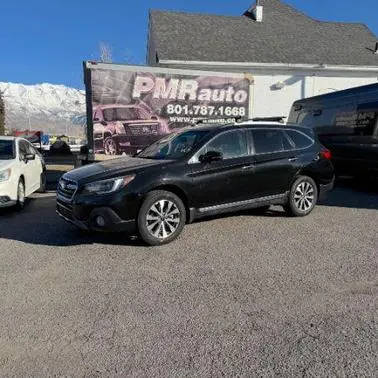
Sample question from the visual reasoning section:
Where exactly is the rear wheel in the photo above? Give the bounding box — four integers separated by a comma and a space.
104, 137, 118, 155
285, 176, 318, 217
16, 179, 25, 210
138, 190, 186, 246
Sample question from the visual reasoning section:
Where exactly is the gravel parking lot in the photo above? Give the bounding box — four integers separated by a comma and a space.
0, 179, 377, 376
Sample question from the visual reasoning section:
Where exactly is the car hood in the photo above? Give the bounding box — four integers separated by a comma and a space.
63, 156, 172, 184
0, 159, 15, 171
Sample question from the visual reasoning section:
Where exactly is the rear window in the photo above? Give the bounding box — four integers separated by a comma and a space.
252, 129, 292, 154
285, 130, 313, 149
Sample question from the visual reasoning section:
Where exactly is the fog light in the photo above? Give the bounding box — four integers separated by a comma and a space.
96, 216, 106, 227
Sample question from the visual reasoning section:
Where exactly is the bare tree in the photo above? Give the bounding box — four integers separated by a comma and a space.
0, 91, 5, 135
99, 42, 112, 63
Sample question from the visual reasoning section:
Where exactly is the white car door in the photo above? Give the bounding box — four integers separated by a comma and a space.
25, 142, 42, 192
18, 140, 40, 195
17, 140, 32, 195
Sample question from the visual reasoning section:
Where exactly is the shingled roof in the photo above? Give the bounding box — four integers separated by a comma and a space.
149, 0, 378, 67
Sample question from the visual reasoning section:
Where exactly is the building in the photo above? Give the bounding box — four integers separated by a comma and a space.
147, 0, 378, 118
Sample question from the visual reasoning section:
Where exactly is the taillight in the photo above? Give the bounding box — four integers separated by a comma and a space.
320, 149, 332, 160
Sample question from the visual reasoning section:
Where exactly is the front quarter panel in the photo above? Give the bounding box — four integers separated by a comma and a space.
135, 160, 194, 204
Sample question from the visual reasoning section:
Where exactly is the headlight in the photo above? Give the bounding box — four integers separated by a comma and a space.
116, 124, 126, 135
0, 169, 11, 182
82, 175, 135, 195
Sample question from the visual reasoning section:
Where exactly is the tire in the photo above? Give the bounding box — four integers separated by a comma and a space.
104, 137, 118, 155
285, 176, 318, 217
37, 171, 47, 193
16, 178, 26, 211
138, 190, 186, 246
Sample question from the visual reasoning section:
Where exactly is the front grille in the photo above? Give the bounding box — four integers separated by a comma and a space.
57, 201, 73, 220
126, 123, 159, 136
57, 178, 78, 201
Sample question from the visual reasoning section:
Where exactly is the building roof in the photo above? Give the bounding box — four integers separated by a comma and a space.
149, 0, 378, 67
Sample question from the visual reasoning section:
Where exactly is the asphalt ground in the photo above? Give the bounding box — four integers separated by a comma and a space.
0, 178, 377, 376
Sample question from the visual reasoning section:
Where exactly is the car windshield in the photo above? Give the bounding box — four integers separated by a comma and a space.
0, 140, 15, 160
138, 130, 210, 160
103, 107, 140, 121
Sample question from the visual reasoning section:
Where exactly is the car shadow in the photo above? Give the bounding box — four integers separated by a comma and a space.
0, 178, 377, 247
194, 206, 286, 224
0, 196, 145, 248
318, 177, 378, 210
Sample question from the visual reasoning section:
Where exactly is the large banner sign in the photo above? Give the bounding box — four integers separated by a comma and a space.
87, 63, 251, 156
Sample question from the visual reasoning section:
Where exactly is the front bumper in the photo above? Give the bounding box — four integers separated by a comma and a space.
0, 196, 17, 208
0, 181, 18, 208
56, 200, 137, 233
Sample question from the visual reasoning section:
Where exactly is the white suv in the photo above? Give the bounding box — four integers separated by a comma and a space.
0, 136, 46, 209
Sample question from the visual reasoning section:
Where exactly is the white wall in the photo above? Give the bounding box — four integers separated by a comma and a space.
251, 72, 377, 119
156, 60, 378, 119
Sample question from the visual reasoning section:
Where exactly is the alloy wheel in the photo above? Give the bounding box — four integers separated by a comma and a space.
146, 200, 181, 239
293, 181, 314, 212
104, 139, 116, 155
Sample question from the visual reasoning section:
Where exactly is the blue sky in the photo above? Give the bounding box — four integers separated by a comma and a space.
1, 0, 377, 89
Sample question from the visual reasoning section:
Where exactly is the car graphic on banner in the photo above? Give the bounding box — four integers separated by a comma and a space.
86, 62, 252, 156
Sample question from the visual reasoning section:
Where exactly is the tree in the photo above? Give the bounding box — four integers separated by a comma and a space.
0, 91, 5, 135
99, 42, 112, 63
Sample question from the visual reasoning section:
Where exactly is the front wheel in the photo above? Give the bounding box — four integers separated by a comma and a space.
16, 179, 26, 210
138, 190, 186, 246
104, 137, 118, 155
285, 176, 318, 217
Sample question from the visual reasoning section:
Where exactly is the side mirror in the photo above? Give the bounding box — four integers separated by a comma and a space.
93, 117, 100, 122
24, 153, 35, 161
199, 150, 223, 163
101, 121, 108, 126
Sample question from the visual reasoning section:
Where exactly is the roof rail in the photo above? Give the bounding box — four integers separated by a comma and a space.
193, 116, 287, 127
238, 116, 287, 123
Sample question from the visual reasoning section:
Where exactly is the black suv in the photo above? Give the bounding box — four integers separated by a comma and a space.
57, 123, 335, 246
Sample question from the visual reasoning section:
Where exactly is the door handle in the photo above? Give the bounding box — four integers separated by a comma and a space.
242, 164, 255, 170
288, 157, 298, 162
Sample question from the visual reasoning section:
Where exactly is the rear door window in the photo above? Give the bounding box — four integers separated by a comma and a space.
251, 129, 292, 154
204, 130, 248, 160
285, 130, 314, 149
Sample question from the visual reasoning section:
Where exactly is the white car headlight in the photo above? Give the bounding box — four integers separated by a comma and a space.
82, 175, 135, 195
0, 169, 11, 182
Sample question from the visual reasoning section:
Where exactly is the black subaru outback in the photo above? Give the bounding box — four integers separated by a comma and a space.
57, 122, 335, 246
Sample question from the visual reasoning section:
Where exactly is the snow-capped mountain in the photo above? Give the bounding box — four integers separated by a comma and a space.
0, 82, 86, 137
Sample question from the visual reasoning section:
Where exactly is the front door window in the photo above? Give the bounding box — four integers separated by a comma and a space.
192, 130, 248, 163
